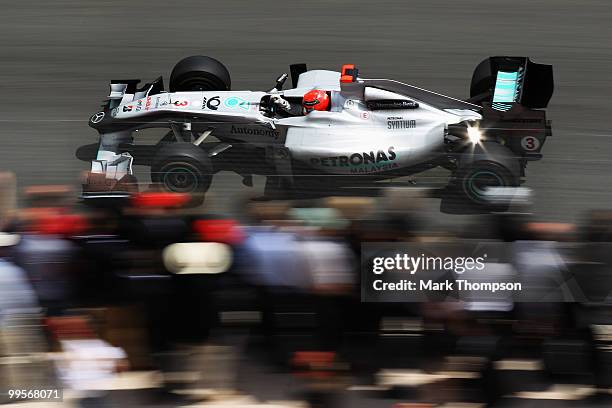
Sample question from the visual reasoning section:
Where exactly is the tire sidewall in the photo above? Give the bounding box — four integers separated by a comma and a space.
458, 160, 516, 206
170, 56, 231, 92
156, 158, 212, 194
151, 144, 213, 204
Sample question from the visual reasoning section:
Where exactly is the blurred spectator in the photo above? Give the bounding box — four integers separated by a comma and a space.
0, 232, 51, 402
3, 177, 612, 407
0, 172, 17, 231
584, 210, 612, 242
49, 315, 127, 407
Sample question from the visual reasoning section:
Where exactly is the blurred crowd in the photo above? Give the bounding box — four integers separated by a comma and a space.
1, 171, 612, 407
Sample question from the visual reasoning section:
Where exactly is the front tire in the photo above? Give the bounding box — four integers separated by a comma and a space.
151, 144, 213, 206
169, 56, 231, 92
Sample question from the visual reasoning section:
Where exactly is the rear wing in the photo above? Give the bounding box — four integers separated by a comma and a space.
469, 57, 553, 110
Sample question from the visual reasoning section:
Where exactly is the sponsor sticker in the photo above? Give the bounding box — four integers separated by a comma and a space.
230, 125, 280, 139
224, 96, 250, 110
309, 147, 398, 173
202, 96, 221, 110
387, 118, 416, 130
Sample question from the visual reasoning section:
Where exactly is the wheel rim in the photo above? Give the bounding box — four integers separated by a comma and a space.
162, 165, 200, 193
465, 170, 505, 201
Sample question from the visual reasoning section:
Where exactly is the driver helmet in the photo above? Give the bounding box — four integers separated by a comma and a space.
302, 89, 330, 114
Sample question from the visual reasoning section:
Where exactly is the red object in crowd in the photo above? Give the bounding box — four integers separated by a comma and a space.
292, 351, 336, 367
30, 212, 89, 236
192, 219, 244, 245
130, 192, 191, 208
45, 316, 95, 340
291, 351, 338, 380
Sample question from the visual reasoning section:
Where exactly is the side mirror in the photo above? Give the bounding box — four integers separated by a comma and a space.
271, 73, 288, 92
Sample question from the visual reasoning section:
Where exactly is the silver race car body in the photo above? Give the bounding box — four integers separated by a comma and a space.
83, 56, 553, 207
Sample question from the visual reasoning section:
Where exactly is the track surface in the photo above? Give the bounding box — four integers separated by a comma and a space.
1, 0, 611, 222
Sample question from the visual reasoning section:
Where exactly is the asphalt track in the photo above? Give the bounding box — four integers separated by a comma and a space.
1, 0, 611, 222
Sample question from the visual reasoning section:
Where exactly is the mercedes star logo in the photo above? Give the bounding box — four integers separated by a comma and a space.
90, 111, 105, 124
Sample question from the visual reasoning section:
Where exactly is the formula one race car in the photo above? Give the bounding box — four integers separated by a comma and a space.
80, 55, 553, 209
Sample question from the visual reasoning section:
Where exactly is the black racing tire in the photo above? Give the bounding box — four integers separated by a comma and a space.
453, 143, 521, 209
151, 144, 213, 205
457, 162, 516, 205
169, 56, 231, 92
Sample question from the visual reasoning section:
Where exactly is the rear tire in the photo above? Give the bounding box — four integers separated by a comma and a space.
169, 56, 231, 92
457, 162, 516, 205
453, 143, 520, 210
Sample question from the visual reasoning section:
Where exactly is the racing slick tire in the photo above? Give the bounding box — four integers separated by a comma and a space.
453, 142, 521, 210
151, 144, 213, 206
170, 56, 231, 92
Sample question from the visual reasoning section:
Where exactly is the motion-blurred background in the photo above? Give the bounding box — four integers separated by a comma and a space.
1, 1, 612, 407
